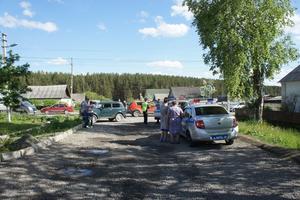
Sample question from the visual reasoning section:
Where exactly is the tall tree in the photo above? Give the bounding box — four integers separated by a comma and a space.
0, 51, 31, 122
184, 0, 299, 121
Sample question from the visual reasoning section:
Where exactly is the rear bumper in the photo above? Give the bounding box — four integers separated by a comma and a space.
190, 127, 238, 141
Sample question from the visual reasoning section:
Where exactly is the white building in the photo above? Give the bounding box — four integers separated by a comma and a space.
279, 65, 300, 112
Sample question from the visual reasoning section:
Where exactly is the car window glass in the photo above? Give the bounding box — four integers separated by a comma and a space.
184, 108, 192, 117
195, 107, 228, 115
59, 104, 65, 107
103, 103, 111, 108
112, 103, 121, 108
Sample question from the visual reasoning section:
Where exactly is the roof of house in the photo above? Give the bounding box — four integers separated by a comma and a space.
279, 65, 300, 82
153, 93, 169, 100
145, 89, 170, 98
72, 93, 85, 103
169, 87, 201, 99
23, 85, 70, 99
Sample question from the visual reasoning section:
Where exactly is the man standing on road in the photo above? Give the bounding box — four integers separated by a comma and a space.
80, 96, 90, 128
142, 98, 149, 124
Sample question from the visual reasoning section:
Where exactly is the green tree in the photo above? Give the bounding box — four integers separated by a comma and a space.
0, 51, 31, 122
185, 0, 299, 121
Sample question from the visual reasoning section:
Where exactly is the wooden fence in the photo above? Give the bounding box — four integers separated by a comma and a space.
263, 111, 300, 125
236, 109, 300, 126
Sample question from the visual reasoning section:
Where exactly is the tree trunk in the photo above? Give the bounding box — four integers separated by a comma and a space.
253, 69, 264, 122
7, 106, 12, 123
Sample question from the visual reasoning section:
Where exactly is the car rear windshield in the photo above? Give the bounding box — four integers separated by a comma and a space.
195, 106, 228, 115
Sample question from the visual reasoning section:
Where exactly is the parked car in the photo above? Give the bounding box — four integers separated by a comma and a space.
0, 101, 7, 112
230, 102, 246, 112
91, 101, 126, 123
15, 101, 37, 114
41, 103, 74, 114
128, 101, 156, 117
181, 104, 238, 145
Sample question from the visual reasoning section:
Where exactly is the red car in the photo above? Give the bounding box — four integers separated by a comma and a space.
41, 104, 74, 114
128, 101, 156, 117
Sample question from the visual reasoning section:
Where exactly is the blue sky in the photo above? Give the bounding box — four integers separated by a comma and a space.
0, 0, 300, 86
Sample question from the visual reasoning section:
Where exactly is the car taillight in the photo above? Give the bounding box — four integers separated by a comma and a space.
196, 120, 205, 129
232, 118, 238, 128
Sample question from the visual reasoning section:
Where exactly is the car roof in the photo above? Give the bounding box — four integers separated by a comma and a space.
97, 101, 122, 104
187, 104, 225, 108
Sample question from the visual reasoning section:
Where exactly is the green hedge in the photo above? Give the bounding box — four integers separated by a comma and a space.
30, 99, 58, 109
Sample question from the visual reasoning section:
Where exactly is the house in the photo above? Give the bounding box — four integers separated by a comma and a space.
145, 89, 170, 101
23, 85, 70, 100
279, 65, 300, 112
168, 87, 201, 100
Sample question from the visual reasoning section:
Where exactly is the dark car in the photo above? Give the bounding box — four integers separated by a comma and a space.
15, 101, 37, 114
91, 101, 126, 123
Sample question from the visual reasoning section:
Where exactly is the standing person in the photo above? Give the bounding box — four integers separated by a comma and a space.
160, 97, 169, 142
80, 96, 90, 128
155, 98, 161, 123
167, 101, 183, 144
142, 98, 149, 124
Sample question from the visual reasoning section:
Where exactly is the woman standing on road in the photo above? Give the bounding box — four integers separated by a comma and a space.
160, 97, 169, 142
167, 101, 183, 144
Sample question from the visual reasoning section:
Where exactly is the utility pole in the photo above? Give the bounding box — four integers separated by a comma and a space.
70, 57, 73, 98
1, 33, 7, 65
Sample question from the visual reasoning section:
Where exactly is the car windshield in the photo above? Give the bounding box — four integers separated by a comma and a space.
22, 101, 33, 107
195, 106, 228, 115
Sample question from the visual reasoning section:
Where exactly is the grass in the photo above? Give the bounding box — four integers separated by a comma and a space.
239, 121, 300, 150
0, 113, 81, 152
0, 113, 44, 135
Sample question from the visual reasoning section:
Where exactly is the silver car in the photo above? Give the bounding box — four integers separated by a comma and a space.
181, 104, 238, 145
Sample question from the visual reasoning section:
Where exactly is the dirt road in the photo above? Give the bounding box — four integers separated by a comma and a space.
0, 117, 299, 199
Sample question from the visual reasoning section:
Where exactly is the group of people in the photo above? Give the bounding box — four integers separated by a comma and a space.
159, 97, 184, 144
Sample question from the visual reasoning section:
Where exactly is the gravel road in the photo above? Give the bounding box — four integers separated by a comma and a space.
0, 117, 299, 200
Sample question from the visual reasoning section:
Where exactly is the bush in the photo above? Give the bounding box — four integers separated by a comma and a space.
30, 99, 58, 109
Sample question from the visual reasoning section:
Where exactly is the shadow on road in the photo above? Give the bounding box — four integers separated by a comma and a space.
0, 118, 299, 199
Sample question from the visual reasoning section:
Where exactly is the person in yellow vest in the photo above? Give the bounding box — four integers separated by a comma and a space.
142, 98, 149, 124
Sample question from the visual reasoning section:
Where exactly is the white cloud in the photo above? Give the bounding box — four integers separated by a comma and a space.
139, 16, 189, 38
0, 13, 58, 32
97, 23, 107, 31
171, 1, 193, 21
140, 11, 149, 18
285, 14, 300, 40
147, 60, 184, 69
138, 10, 149, 23
47, 57, 69, 65
48, 0, 64, 3
20, 1, 34, 17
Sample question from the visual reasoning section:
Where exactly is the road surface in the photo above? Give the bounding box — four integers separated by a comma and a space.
0, 117, 299, 199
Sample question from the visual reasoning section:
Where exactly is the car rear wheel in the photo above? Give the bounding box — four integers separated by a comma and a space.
92, 115, 98, 124
186, 131, 196, 147
225, 139, 234, 145
132, 110, 140, 117
115, 113, 124, 122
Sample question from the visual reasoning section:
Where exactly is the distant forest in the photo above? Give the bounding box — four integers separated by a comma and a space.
25, 72, 281, 101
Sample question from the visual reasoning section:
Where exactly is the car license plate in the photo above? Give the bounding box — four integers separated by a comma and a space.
210, 135, 228, 140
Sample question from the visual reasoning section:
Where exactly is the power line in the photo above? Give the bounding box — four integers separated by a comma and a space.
19, 56, 203, 63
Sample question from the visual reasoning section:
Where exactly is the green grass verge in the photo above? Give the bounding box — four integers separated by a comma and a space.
0, 114, 81, 152
0, 113, 44, 135
239, 121, 300, 150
